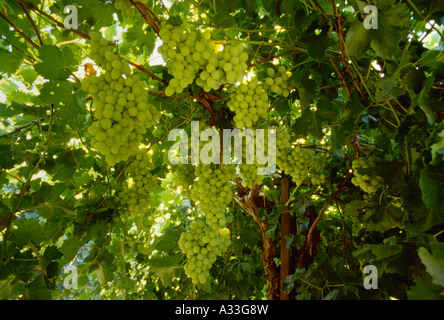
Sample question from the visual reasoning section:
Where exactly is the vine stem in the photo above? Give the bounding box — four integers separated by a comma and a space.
96, 159, 134, 210
18, 1, 44, 45
1, 35, 37, 63
17, 0, 166, 86
328, 0, 367, 103
305, 170, 353, 256
0, 105, 54, 266
0, 10, 39, 49
18, 0, 91, 40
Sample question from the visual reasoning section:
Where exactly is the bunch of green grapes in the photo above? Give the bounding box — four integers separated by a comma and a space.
263, 65, 295, 97
351, 157, 383, 194
116, 150, 158, 216
82, 32, 160, 166
309, 155, 327, 185
178, 220, 231, 284
158, 21, 215, 96
191, 165, 232, 229
238, 129, 270, 188
276, 128, 292, 151
196, 44, 249, 92
226, 78, 269, 128
170, 163, 196, 198
277, 146, 326, 186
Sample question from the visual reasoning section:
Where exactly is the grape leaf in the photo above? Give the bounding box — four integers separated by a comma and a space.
148, 255, 182, 287
419, 165, 444, 212
0, 48, 24, 76
407, 276, 442, 300
34, 45, 76, 80
418, 244, 444, 286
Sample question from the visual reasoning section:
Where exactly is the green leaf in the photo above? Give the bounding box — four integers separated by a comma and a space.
345, 21, 371, 59
148, 255, 182, 287
25, 275, 52, 300
300, 31, 334, 62
407, 276, 442, 300
418, 244, 444, 286
153, 228, 181, 252
346, 3, 410, 60
368, 243, 403, 260
419, 165, 444, 212
212, 8, 236, 28
34, 45, 76, 80
0, 48, 24, 75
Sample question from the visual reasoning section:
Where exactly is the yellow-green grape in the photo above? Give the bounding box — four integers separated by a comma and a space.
83, 32, 160, 166
170, 163, 196, 198
158, 21, 215, 96
351, 157, 384, 194
191, 165, 232, 230
178, 219, 231, 284
114, 0, 134, 18
226, 78, 269, 128
116, 150, 158, 216
263, 65, 295, 98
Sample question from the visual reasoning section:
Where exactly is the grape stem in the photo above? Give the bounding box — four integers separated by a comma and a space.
305, 170, 353, 256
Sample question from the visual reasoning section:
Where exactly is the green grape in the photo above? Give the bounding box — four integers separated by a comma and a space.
83, 32, 160, 166
116, 150, 158, 216
351, 157, 384, 194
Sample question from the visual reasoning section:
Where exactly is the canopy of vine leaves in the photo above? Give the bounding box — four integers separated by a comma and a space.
0, 0, 443, 300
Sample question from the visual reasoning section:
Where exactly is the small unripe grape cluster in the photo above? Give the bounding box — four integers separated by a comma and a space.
226, 78, 269, 128
196, 44, 248, 92
158, 21, 215, 96
116, 150, 158, 216
277, 146, 326, 186
191, 165, 232, 229
179, 220, 231, 284
351, 157, 383, 194
83, 32, 160, 166
263, 66, 295, 97
170, 163, 196, 198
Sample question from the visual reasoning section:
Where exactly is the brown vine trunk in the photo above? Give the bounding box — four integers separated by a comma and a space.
231, 183, 279, 300
280, 175, 290, 300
